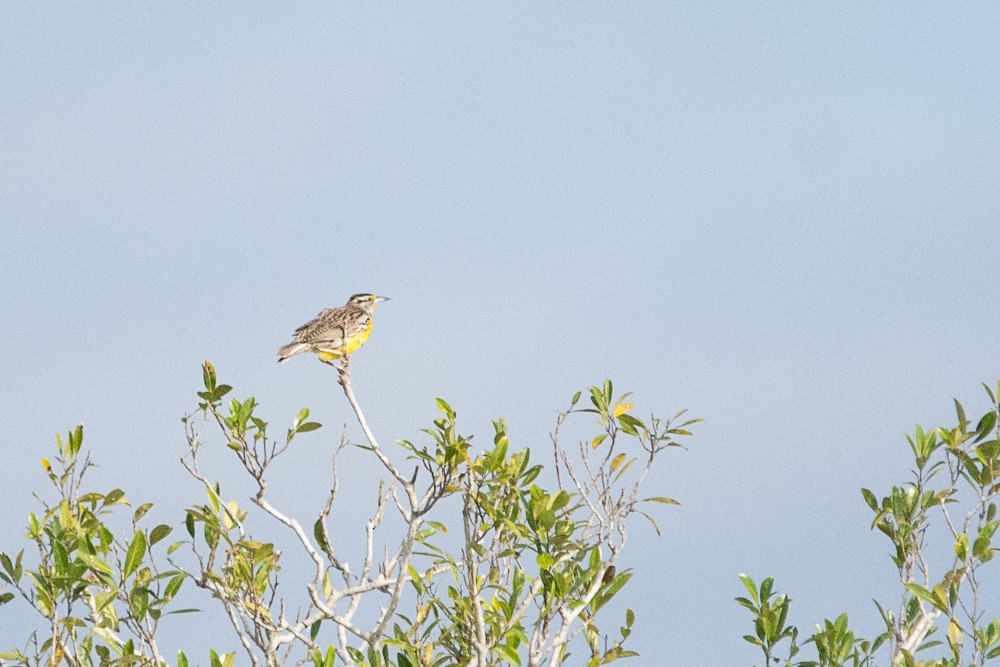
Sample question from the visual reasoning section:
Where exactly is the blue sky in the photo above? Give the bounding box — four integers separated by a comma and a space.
1, 3, 998, 664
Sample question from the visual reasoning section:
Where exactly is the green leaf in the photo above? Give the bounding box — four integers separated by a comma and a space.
133, 503, 153, 523
78, 553, 115, 577
203, 362, 217, 392
0, 553, 16, 581
131, 586, 150, 618
974, 535, 993, 560
955, 533, 969, 560
124, 531, 148, 579
294, 407, 310, 430
105, 489, 126, 505
496, 644, 522, 666
178, 651, 189, 667
52, 540, 69, 573
975, 411, 998, 443
149, 524, 172, 546
905, 583, 947, 612
975, 520, 998, 555
605, 649, 639, 661
71, 424, 84, 455
738, 574, 759, 603
592, 570, 632, 611
760, 577, 774, 601
618, 413, 645, 434
314, 518, 333, 558
297, 422, 323, 433
435, 398, 455, 418
643, 496, 680, 505
637, 510, 661, 535
164, 573, 185, 600
861, 488, 879, 512
977, 440, 1000, 465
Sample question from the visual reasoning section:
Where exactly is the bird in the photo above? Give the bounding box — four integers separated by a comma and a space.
277, 293, 389, 364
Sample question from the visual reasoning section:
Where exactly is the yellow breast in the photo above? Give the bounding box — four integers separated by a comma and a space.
317, 319, 373, 361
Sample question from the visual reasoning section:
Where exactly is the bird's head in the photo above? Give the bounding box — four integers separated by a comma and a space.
348, 293, 390, 313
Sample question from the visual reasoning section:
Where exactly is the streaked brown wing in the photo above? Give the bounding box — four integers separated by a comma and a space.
295, 305, 368, 345
293, 308, 337, 336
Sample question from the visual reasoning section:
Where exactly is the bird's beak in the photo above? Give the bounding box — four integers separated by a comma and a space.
376, 296, 390, 302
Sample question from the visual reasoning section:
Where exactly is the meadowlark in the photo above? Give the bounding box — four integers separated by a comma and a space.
277, 293, 389, 364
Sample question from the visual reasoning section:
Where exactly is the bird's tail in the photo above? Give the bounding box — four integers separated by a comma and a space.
277, 342, 309, 363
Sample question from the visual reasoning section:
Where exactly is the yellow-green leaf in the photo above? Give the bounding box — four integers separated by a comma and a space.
948, 618, 963, 647
613, 402, 633, 418
223, 500, 240, 530
955, 533, 969, 560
